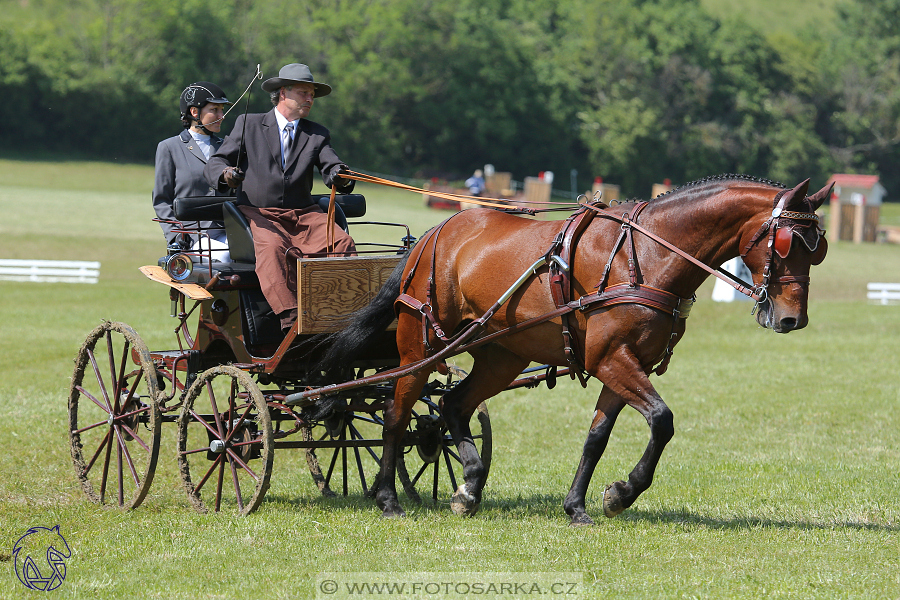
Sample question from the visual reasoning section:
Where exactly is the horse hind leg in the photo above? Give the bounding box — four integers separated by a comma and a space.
442, 345, 529, 517
563, 386, 626, 526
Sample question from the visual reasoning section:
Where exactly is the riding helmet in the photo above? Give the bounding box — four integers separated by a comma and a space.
179, 81, 231, 121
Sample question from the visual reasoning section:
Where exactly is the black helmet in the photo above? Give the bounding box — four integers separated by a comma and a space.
179, 81, 231, 121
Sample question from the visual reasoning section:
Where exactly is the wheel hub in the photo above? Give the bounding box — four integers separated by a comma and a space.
414, 414, 444, 464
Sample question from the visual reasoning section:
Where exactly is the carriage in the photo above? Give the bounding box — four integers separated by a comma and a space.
67, 193, 515, 515
68, 174, 831, 523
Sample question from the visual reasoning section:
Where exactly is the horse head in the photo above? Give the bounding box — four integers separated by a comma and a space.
741, 179, 831, 332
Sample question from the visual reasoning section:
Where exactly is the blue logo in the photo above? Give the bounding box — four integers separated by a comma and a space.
12, 525, 71, 591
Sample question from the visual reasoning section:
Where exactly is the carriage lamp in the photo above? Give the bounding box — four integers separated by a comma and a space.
163, 253, 194, 282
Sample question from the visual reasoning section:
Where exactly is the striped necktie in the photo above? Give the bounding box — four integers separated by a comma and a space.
282, 122, 295, 167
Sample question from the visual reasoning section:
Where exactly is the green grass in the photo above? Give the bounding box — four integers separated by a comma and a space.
1, 159, 899, 599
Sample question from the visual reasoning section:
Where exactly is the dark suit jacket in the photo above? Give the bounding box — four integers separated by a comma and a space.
152, 129, 226, 245
205, 109, 353, 209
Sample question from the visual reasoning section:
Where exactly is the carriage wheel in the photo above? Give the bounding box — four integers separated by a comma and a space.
303, 398, 385, 498
68, 322, 161, 509
176, 365, 273, 515
397, 398, 492, 505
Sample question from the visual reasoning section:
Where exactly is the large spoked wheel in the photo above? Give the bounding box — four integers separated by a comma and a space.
176, 365, 273, 515
398, 398, 492, 504
68, 321, 161, 509
303, 396, 386, 498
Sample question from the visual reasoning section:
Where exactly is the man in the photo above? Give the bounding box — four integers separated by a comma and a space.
153, 81, 232, 261
205, 63, 356, 331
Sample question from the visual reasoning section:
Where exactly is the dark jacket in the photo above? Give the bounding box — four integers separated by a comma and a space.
153, 129, 226, 245
205, 109, 353, 208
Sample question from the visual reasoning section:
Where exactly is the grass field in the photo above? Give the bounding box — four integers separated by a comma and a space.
1, 159, 899, 599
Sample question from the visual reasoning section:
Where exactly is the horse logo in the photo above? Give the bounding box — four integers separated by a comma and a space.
12, 525, 71, 591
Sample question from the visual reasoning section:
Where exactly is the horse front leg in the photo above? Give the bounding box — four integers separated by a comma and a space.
563, 386, 625, 526
442, 345, 529, 516
375, 370, 429, 518
598, 372, 674, 518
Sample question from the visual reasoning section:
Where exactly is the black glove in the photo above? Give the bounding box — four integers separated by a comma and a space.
333, 166, 354, 192
222, 167, 245, 189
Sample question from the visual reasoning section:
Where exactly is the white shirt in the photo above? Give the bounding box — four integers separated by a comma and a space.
189, 130, 214, 160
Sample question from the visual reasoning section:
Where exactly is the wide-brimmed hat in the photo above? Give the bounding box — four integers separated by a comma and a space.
262, 63, 332, 97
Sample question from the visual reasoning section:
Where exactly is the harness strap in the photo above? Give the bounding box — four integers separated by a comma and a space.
547, 208, 596, 383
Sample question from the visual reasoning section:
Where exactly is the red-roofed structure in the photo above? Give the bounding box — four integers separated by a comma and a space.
826, 173, 886, 243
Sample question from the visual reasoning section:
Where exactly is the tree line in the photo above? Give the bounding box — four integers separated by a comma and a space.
1, 0, 898, 198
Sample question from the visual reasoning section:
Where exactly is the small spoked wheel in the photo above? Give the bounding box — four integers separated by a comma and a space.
68, 321, 161, 509
398, 398, 492, 504
176, 365, 273, 515
304, 397, 386, 498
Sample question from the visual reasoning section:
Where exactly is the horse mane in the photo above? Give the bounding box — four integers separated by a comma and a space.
652, 173, 786, 201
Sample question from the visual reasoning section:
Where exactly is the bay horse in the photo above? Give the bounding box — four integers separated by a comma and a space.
316, 174, 830, 524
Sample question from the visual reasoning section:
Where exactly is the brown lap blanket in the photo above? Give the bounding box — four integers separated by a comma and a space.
239, 205, 357, 314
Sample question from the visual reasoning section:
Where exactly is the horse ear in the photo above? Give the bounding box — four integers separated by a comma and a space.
782, 178, 811, 210
805, 182, 834, 211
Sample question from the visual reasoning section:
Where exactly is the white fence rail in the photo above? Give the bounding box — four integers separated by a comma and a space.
867, 282, 900, 305
0, 259, 100, 284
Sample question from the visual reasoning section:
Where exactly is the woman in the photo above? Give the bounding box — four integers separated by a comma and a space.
152, 81, 232, 261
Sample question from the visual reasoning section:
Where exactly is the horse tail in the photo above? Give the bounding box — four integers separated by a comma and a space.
312, 249, 411, 376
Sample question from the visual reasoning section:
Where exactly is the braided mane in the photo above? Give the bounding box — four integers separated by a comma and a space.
653, 173, 786, 200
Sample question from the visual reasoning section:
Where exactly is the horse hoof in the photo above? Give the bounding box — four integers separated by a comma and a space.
569, 513, 595, 527
450, 485, 480, 516
602, 484, 625, 518
381, 506, 407, 519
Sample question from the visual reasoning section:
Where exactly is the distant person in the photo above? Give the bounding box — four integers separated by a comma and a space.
153, 81, 232, 261
205, 63, 356, 331
465, 169, 486, 196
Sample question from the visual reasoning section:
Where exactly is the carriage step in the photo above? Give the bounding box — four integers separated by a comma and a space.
0, 259, 100, 284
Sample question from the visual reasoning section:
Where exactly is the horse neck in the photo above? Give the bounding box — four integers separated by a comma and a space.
640, 184, 777, 294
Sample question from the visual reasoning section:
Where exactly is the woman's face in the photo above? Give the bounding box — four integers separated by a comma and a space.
192, 102, 226, 133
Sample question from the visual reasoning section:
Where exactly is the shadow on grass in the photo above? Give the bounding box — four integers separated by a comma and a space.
264, 490, 900, 532
618, 507, 900, 533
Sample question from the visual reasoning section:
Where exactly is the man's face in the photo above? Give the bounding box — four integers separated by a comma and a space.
193, 102, 226, 133
280, 83, 315, 120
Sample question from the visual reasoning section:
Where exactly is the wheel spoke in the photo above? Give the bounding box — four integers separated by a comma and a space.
194, 454, 223, 493
83, 429, 112, 475
77, 386, 111, 414
75, 418, 112, 436
99, 427, 114, 503
106, 331, 119, 411
206, 381, 226, 439
411, 461, 429, 486
119, 423, 151, 454
215, 456, 225, 512
86, 349, 113, 413
224, 402, 254, 440
115, 338, 131, 410
224, 448, 259, 481
189, 409, 225, 440
116, 434, 124, 506
443, 447, 458, 491
113, 426, 141, 486
229, 456, 244, 513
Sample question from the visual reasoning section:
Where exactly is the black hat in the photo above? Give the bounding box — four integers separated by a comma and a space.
179, 81, 231, 119
262, 63, 332, 97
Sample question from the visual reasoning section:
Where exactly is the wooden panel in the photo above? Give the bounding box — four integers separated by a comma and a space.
297, 255, 402, 333
139, 265, 213, 300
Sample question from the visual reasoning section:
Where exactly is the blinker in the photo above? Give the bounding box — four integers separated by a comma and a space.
773, 225, 827, 265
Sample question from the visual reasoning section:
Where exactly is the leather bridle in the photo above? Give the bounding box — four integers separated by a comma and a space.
738, 189, 825, 314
